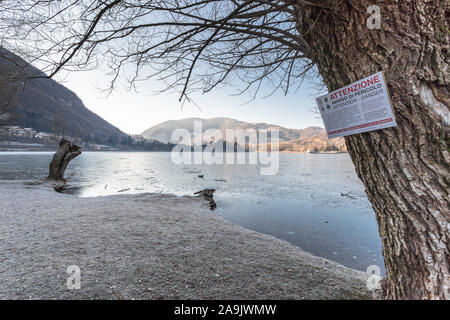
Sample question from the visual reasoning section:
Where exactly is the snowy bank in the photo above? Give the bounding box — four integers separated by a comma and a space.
0, 180, 370, 299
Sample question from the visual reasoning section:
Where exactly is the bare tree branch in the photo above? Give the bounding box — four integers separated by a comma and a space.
0, 0, 316, 100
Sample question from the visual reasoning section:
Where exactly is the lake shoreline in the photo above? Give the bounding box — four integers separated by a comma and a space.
0, 180, 370, 299
0, 149, 348, 154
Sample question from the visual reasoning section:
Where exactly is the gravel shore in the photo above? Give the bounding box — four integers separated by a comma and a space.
0, 180, 370, 299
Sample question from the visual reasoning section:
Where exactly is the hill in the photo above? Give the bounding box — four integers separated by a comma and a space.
142, 117, 346, 152
0, 47, 127, 145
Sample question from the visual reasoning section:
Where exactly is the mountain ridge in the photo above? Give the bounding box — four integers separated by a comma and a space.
0, 47, 128, 144
142, 117, 346, 152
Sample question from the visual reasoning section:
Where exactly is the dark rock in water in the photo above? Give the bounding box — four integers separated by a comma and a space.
194, 188, 216, 210
198, 175, 204, 178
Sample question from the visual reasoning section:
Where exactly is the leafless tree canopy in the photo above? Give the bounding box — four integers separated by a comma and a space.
0, 0, 317, 102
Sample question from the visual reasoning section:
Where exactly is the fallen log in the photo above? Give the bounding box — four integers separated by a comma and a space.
194, 188, 217, 210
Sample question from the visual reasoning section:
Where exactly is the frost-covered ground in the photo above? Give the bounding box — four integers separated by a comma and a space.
0, 180, 370, 299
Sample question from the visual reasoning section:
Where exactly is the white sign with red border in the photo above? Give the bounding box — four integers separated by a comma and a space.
316, 72, 397, 139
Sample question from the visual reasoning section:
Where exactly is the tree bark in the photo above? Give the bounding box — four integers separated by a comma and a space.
47, 138, 82, 181
292, 0, 449, 299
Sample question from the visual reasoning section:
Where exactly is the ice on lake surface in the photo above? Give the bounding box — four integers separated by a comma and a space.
0, 151, 385, 275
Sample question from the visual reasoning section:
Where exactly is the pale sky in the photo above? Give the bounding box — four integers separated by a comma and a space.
56, 69, 325, 135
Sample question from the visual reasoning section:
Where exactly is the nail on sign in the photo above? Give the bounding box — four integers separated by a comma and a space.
316, 72, 397, 139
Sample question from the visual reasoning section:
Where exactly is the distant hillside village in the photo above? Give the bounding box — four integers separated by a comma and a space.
276, 136, 347, 153
1, 126, 53, 140
0, 125, 174, 152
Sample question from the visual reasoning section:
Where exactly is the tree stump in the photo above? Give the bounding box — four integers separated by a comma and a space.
47, 138, 81, 181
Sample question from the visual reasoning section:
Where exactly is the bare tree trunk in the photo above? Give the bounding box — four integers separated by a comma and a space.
47, 138, 81, 181
293, 0, 449, 299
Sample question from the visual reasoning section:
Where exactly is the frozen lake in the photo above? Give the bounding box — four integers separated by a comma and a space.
0, 151, 385, 274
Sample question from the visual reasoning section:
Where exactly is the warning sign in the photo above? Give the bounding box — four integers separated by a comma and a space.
316, 72, 397, 139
